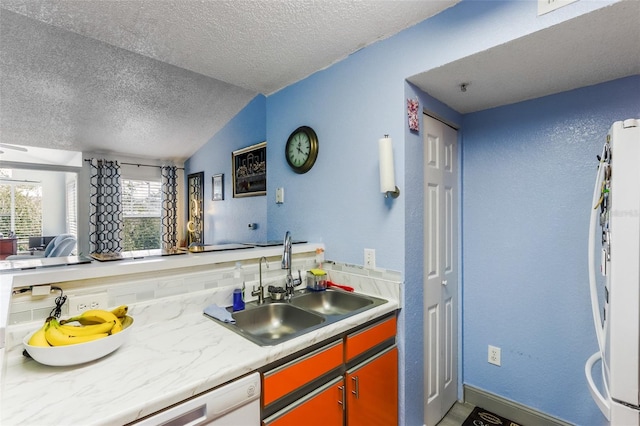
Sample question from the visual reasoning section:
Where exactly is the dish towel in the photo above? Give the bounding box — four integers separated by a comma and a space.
203, 304, 236, 324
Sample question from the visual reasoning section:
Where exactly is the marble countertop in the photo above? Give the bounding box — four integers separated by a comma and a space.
1, 288, 399, 425
0, 243, 324, 349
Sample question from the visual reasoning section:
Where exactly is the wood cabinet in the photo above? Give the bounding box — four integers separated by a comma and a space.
262, 314, 398, 426
0, 238, 17, 260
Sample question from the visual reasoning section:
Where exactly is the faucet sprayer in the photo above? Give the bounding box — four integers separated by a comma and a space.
251, 256, 269, 304
282, 231, 302, 298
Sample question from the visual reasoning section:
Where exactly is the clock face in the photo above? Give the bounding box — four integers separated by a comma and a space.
287, 132, 310, 167
285, 126, 318, 174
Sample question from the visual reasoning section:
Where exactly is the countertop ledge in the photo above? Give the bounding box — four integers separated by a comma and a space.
1, 288, 399, 426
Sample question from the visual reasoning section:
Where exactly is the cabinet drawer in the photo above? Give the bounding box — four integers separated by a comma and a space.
262, 377, 344, 426
263, 340, 343, 407
344, 316, 396, 362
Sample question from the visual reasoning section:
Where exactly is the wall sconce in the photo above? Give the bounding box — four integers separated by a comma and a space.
379, 134, 400, 199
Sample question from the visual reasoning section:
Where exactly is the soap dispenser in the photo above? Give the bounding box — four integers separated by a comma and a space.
232, 262, 245, 311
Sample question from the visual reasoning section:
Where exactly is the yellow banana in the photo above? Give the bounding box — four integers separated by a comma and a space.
28, 322, 51, 347
45, 319, 108, 346
65, 309, 120, 325
58, 320, 115, 336
110, 305, 128, 318
110, 317, 123, 334
119, 315, 133, 330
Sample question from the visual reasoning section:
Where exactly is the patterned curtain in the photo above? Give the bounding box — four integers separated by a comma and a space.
161, 166, 178, 250
88, 159, 123, 254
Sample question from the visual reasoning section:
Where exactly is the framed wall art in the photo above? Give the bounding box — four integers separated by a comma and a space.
187, 172, 204, 245
212, 173, 224, 201
232, 141, 266, 198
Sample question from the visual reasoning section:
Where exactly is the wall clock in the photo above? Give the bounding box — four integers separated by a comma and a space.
285, 126, 318, 174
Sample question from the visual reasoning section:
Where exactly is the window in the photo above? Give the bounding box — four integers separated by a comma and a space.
121, 179, 162, 250
0, 169, 43, 251
66, 178, 77, 237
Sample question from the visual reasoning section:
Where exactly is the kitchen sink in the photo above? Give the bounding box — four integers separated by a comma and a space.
207, 289, 388, 346
290, 290, 374, 316
231, 303, 325, 346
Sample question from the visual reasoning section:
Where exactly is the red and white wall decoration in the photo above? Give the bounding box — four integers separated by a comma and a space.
407, 98, 419, 132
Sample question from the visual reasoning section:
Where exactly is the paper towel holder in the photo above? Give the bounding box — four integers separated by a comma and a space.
379, 134, 400, 199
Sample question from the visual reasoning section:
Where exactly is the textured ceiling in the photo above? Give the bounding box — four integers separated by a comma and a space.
0, 0, 459, 161
1, 0, 459, 95
409, 0, 640, 113
1, 1, 637, 162
0, 9, 256, 162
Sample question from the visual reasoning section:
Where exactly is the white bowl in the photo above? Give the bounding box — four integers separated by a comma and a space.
23, 316, 134, 366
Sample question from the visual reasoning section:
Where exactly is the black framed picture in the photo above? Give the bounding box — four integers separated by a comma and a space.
212, 173, 224, 201
232, 141, 266, 198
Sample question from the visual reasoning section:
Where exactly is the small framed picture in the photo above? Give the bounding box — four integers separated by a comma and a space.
212, 173, 224, 201
232, 141, 267, 198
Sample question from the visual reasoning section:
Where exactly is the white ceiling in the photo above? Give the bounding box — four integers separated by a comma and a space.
0, 0, 638, 162
409, 0, 640, 113
0, 0, 459, 161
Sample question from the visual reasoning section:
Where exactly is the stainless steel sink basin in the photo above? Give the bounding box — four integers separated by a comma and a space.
290, 290, 373, 316
206, 289, 388, 346
232, 303, 325, 345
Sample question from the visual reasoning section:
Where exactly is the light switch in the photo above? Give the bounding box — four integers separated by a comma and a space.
276, 187, 284, 204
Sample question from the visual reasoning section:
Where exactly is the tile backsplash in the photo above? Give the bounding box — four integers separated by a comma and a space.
8, 254, 402, 325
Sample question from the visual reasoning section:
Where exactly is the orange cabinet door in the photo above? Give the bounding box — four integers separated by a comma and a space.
263, 377, 345, 426
346, 346, 398, 426
263, 340, 343, 407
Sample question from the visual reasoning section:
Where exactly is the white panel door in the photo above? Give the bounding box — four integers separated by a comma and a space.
423, 114, 458, 426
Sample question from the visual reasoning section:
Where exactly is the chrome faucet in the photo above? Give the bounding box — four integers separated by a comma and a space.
252, 256, 269, 304
282, 231, 302, 298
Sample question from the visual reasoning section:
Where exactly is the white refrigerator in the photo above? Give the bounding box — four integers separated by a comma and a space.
586, 118, 640, 425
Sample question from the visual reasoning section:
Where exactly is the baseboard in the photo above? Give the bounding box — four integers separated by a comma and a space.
463, 385, 574, 426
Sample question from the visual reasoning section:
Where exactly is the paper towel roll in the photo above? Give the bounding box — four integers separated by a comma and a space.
379, 136, 395, 193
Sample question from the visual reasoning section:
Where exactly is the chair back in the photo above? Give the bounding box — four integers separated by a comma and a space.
43, 234, 75, 257
47, 237, 76, 257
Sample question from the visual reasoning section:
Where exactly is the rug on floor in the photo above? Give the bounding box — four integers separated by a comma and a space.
461, 406, 523, 426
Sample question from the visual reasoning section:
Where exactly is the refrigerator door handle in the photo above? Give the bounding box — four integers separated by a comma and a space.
585, 351, 611, 421
589, 144, 608, 352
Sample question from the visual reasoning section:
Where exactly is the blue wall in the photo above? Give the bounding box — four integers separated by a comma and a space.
186, 1, 633, 425
462, 76, 640, 425
185, 95, 267, 244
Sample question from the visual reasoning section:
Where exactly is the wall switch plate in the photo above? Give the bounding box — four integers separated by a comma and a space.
68, 293, 109, 316
276, 187, 284, 204
364, 248, 376, 269
488, 345, 501, 366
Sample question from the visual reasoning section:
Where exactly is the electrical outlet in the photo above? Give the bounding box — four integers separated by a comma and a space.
68, 293, 109, 316
364, 248, 376, 269
488, 345, 501, 366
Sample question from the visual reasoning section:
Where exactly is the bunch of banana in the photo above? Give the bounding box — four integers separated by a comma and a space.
28, 305, 129, 347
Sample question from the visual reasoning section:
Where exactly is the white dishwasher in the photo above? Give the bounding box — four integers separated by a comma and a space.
134, 372, 261, 426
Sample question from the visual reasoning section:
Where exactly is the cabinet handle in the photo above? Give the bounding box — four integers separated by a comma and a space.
351, 376, 360, 399
338, 385, 345, 410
